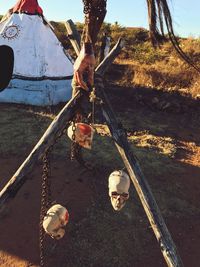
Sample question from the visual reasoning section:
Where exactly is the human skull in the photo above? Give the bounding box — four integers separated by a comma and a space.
108, 170, 130, 211
67, 122, 95, 149
43, 204, 69, 240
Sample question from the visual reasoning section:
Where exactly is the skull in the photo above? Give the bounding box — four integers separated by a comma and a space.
108, 170, 130, 211
43, 204, 69, 240
67, 122, 95, 149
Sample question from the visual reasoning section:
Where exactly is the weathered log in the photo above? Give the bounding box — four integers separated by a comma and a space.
96, 38, 124, 76
99, 33, 111, 63
64, 19, 81, 57
95, 76, 184, 267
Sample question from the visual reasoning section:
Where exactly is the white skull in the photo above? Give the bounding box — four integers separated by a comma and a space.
108, 170, 130, 211
67, 123, 95, 149
43, 204, 69, 240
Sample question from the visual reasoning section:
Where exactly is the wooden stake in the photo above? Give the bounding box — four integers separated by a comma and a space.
64, 20, 81, 57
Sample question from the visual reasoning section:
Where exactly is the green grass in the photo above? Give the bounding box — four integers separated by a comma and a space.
0, 106, 50, 156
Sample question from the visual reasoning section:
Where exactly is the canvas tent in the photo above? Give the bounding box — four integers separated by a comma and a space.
0, 0, 74, 106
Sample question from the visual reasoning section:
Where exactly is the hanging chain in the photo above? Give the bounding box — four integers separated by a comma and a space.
70, 112, 90, 168
39, 126, 68, 267
39, 147, 52, 267
69, 87, 103, 169
89, 86, 103, 127
89, 87, 96, 126
70, 119, 77, 161
70, 112, 83, 164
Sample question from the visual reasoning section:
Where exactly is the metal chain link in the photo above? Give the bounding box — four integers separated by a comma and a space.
39, 126, 68, 267
70, 120, 77, 161
89, 88, 96, 126
70, 113, 90, 168
69, 88, 103, 169
39, 147, 52, 267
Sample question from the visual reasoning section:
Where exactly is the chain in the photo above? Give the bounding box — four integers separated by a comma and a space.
69, 88, 104, 169
39, 126, 68, 267
70, 120, 77, 161
89, 87, 103, 127
70, 113, 91, 169
71, 142, 84, 164
39, 148, 51, 267
89, 88, 96, 126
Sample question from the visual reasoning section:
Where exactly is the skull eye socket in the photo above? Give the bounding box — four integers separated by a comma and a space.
111, 192, 118, 197
121, 193, 129, 199
52, 234, 61, 239
111, 192, 129, 199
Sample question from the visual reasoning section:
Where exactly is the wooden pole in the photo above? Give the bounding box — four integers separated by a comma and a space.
94, 75, 184, 267
64, 20, 81, 57
99, 33, 111, 64
96, 38, 125, 75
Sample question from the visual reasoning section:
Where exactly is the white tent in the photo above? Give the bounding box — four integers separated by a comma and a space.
0, 0, 74, 106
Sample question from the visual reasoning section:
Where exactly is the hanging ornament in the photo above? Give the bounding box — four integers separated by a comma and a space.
67, 122, 95, 149
108, 170, 130, 211
42, 204, 69, 240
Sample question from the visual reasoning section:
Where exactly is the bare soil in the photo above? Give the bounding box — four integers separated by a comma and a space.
0, 84, 200, 267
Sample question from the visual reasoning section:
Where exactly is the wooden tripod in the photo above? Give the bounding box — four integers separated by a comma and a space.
0, 21, 184, 267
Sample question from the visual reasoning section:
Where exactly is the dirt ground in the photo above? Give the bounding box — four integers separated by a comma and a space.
0, 158, 95, 267
0, 85, 200, 267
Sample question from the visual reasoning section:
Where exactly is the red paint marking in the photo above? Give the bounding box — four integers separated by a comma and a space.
65, 210, 69, 223
78, 123, 92, 135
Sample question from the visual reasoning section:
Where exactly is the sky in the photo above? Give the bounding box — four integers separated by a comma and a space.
1, 0, 200, 38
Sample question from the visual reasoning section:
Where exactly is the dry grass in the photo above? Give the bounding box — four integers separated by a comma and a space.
109, 37, 200, 97
128, 131, 176, 158
113, 58, 198, 95
50, 21, 200, 97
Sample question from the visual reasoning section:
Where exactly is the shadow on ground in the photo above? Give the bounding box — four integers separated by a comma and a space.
0, 83, 200, 266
